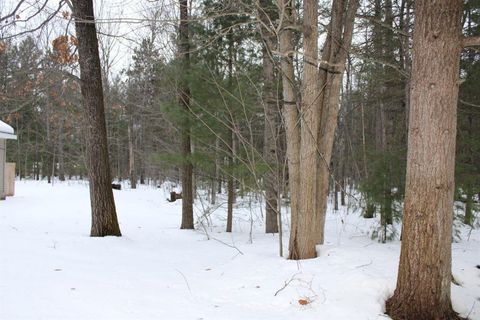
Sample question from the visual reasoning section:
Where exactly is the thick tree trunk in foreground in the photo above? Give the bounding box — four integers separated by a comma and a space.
179, 0, 194, 230
72, 0, 121, 237
293, 0, 320, 259
385, 1, 463, 318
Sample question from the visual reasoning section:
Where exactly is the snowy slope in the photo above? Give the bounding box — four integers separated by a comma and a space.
0, 181, 479, 320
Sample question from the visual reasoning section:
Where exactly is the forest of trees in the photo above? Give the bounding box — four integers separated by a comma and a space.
1, 0, 479, 319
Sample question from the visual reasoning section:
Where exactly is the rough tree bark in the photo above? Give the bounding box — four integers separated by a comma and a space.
373, 0, 391, 242
259, 0, 279, 234
383, 0, 395, 228
385, 1, 464, 318
293, 0, 321, 259
72, 0, 121, 237
226, 130, 234, 233
277, 0, 301, 257
179, 0, 194, 230
285, 0, 358, 259
226, 33, 235, 233
313, 0, 358, 247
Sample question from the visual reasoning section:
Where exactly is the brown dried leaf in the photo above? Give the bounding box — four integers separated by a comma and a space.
0, 41, 7, 54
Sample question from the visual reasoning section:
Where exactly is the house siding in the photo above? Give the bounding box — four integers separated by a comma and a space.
0, 139, 5, 200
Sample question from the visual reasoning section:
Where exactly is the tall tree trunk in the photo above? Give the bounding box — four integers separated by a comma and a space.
385, 1, 463, 318
340, 143, 346, 206
226, 130, 234, 233
293, 0, 320, 259
210, 177, 216, 204
373, 0, 387, 241
226, 33, 235, 233
139, 125, 145, 185
211, 136, 220, 204
117, 122, 122, 181
286, 0, 358, 259
72, 0, 122, 237
375, 0, 397, 232
45, 96, 52, 184
216, 136, 222, 194
34, 128, 39, 180
464, 190, 473, 226
191, 140, 197, 199
401, 0, 412, 133
334, 180, 339, 211
57, 120, 66, 182
259, 0, 279, 234
128, 121, 136, 189
277, 0, 301, 258
179, 0, 194, 230
313, 0, 358, 246
16, 119, 21, 179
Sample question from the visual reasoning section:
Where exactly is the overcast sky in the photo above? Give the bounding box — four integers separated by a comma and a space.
1, 0, 180, 78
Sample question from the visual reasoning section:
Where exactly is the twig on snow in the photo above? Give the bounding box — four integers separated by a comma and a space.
466, 301, 476, 319
212, 237, 244, 255
175, 269, 191, 293
274, 272, 300, 296
355, 260, 373, 269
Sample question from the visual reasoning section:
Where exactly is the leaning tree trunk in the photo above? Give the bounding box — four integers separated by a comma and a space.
385, 1, 463, 318
178, 0, 194, 230
72, 0, 121, 237
313, 0, 358, 246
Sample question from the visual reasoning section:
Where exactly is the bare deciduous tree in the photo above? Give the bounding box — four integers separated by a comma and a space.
278, 0, 358, 260
179, 0, 194, 230
72, 0, 121, 237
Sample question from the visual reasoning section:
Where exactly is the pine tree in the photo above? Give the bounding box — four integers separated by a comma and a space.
386, 1, 466, 317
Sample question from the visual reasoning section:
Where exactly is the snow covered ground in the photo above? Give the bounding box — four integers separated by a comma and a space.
0, 180, 479, 320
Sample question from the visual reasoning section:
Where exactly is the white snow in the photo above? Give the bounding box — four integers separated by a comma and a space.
0, 120, 14, 134
0, 181, 479, 320
0, 120, 16, 139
